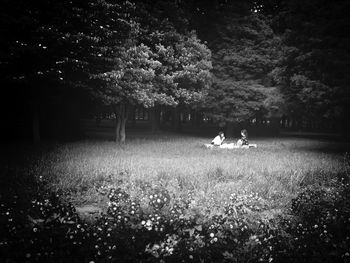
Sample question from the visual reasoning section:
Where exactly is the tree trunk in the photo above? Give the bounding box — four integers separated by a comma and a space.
31, 103, 40, 143
114, 103, 128, 143
120, 116, 127, 142
115, 115, 121, 143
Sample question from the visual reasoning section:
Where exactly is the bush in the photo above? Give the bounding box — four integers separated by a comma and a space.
1, 172, 349, 262
283, 178, 350, 263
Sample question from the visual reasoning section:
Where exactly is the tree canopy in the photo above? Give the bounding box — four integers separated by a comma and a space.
0, 0, 95, 141
89, 0, 212, 142
272, 0, 350, 134
2, 0, 349, 141
202, 13, 283, 134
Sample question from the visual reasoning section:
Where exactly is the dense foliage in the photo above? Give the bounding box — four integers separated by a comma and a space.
0, 0, 94, 141
90, 1, 212, 141
2, 0, 349, 140
271, 0, 350, 134
204, 14, 283, 132
1, 0, 212, 142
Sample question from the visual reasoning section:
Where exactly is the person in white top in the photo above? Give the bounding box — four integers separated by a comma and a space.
211, 131, 225, 146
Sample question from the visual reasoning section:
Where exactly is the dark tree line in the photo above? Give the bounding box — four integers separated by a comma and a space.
1, 0, 349, 142
272, 0, 350, 137
184, 0, 350, 137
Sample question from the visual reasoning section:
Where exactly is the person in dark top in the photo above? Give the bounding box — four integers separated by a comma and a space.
237, 129, 249, 146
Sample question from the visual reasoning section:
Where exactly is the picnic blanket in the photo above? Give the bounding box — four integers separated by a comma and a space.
204, 143, 257, 149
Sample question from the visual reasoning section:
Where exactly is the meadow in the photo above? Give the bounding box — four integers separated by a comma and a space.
36, 135, 348, 206
1, 134, 349, 262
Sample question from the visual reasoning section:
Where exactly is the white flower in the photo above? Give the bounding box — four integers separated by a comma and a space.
250, 235, 257, 240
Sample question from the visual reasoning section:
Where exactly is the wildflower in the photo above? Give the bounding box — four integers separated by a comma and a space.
209, 233, 215, 238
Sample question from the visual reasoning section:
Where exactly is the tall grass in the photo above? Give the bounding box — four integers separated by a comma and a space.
27, 135, 348, 212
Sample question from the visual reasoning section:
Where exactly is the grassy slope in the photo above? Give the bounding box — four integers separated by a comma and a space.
28, 134, 349, 213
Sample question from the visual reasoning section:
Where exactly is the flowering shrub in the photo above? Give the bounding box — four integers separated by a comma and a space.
283, 179, 350, 263
0, 192, 91, 262
1, 171, 349, 262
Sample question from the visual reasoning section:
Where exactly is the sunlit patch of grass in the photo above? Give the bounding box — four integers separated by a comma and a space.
26, 135, 348, 212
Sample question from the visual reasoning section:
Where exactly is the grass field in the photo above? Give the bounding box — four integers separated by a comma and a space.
1, 134, 350, 262
26, 134, 349, 210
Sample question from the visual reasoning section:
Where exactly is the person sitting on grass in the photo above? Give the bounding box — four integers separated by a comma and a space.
236, 129, 249, 147
211, 131, 225, 146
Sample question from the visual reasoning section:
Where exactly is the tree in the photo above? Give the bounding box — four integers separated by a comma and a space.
149, 29, 212, 132
0, 0, 93, 142
134, 0, 212, 133
204, 13, 283, 136
91, 1, 211, 142
272, 0, 350, 135
1, 0, 211, 143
